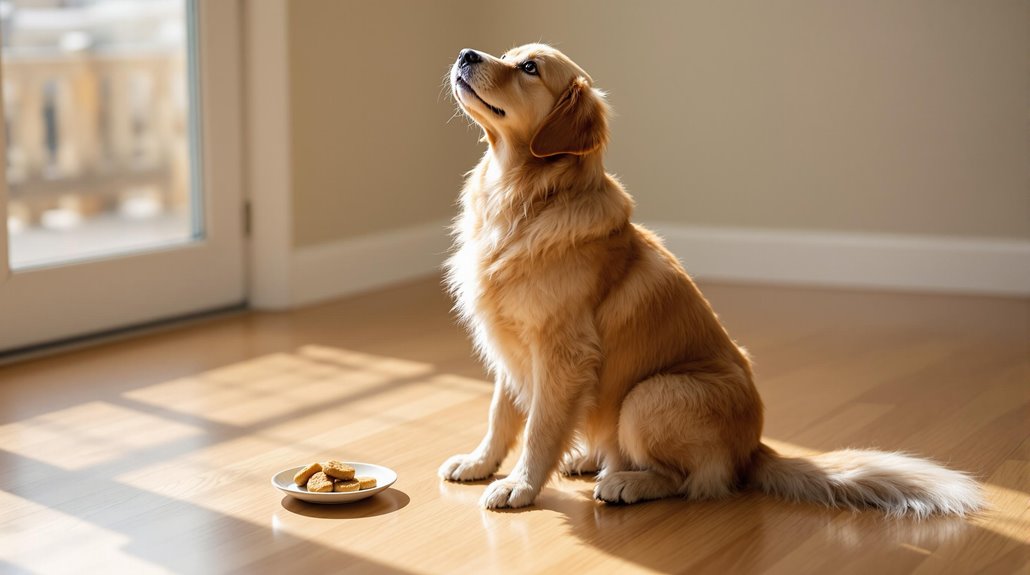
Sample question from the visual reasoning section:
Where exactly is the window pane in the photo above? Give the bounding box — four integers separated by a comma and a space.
2, 0, 200, 270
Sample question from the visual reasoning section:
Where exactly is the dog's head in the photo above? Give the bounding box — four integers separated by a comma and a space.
450, 43, 609, 158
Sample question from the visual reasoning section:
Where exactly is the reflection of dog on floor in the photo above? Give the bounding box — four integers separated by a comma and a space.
439, 43, 983, 516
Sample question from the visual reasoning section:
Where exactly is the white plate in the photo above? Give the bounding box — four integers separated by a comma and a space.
272, 462, 397, 504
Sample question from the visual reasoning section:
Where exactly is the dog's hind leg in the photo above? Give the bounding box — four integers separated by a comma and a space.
560, 440, 603, 476
596, 371, 758, 504
561, 416, 628, 477
594, 469, 681, 503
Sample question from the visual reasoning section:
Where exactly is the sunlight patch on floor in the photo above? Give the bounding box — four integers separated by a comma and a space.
0, 401, 202, 471
0, 490, 167, 575
974, 460, 1030, 541
113, 434, 286, 499
122, 349, 438, 426
297, 345, 436, 377
109, 348, 489, 521
760, 437, 820, 457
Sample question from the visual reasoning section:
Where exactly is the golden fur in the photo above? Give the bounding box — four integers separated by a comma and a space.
439, 44, 983, 516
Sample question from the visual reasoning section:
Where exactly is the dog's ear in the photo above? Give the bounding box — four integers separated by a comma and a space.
530, 77, 609, 158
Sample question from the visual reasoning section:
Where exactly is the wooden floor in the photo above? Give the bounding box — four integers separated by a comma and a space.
0, 278, 1027, 574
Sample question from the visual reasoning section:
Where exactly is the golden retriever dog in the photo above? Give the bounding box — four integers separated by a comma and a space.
439, 43, 983, 516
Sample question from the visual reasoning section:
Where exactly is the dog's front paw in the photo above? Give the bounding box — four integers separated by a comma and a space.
480, 476, 539, 509
438, 453, 498, 482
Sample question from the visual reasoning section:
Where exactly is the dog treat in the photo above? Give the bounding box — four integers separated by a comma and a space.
292, 459, 374, 492
333, 479, 361, 492
322, 460, 355, 480
293, 462, 323, 486
306, 471, 334, 493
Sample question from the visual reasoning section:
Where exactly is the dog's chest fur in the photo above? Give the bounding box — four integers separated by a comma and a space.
446, 155, 632, 404
446, 200, 571, 394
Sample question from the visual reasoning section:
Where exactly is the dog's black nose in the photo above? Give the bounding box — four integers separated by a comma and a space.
458, 49, 482, 68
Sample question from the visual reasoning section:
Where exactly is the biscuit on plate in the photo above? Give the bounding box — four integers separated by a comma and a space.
293, 462, 322, 486
306, 471, 334, 493
322, 460, 355, 480
333, 479, 360, 492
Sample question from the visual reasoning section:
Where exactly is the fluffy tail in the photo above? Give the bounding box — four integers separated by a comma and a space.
749, 443, 984, 518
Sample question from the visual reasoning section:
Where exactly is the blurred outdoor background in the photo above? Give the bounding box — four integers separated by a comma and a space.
2, 0, 191, 268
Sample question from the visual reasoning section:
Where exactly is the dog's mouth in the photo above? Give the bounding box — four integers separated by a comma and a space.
456, 77, 505, 118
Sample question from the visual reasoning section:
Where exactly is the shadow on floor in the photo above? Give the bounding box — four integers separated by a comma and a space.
280, 489, 410, 519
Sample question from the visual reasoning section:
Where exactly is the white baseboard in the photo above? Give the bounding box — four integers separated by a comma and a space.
648, 223, 1030, 297
291, 220, 452, 307
285, 221, 1029, 310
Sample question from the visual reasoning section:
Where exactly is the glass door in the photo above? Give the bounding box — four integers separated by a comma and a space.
0, 0, 244, 352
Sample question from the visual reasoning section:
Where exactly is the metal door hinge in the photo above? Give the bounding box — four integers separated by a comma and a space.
243, 200, 252, 237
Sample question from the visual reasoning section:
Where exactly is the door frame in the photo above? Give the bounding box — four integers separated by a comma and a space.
244, 0, 293, 310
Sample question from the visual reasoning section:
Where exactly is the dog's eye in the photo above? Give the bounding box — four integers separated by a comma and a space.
520, 61, 538, 75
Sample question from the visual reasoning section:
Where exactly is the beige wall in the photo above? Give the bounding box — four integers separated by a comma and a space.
288, 0, 484, 247
289, 1, 1030, 247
